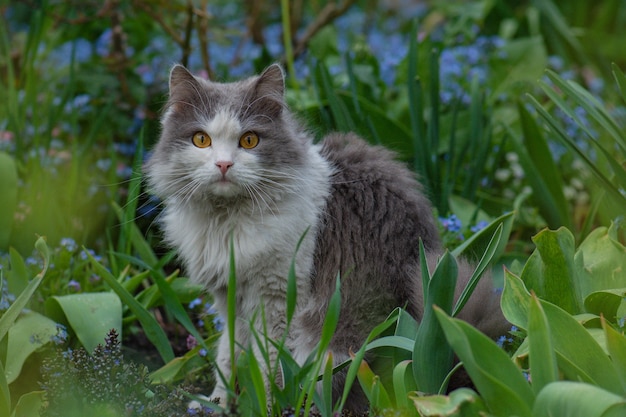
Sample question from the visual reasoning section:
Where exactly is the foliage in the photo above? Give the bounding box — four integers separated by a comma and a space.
40, 328, 216, 417
1, 0, 626, 415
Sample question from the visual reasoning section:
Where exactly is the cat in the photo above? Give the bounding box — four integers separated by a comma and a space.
144, 63, 508, 411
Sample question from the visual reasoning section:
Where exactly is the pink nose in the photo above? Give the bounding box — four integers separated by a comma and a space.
215, 161, 233, 175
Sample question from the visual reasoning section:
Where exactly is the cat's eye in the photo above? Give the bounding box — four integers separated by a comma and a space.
191, 131, 211, 148
239, 131, 259, 149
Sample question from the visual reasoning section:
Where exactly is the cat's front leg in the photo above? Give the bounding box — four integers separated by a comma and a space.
209, 327, 233, 406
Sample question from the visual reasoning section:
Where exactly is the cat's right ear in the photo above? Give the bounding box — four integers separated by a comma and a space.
169, 64, 198, 93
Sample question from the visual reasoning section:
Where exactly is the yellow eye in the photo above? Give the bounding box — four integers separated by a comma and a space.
239, 131, 259, 149
191, 131, 211, 148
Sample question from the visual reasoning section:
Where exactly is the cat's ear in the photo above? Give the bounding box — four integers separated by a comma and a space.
169, 64, 198, 94
252, 64, 285, 118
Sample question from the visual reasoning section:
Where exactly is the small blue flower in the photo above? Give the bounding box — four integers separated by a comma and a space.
198, 348, 208, 357
440, 214, 462, 233
51, 323, 68, 345
189, 297, 203, 309
470, 220, 489, 233
68, 280, 81, 292
60, 237, 77, 252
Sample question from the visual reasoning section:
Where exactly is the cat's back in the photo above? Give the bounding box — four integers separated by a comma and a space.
311, 133, 440, 311
319, 132, 440, 250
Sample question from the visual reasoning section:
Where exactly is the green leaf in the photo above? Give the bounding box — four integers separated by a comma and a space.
318, 276, 341, 355
287, 228, 309, 325
521, 227, 583, 314
584, 289, 626, 323
410, 388, 488, 417
7, 248, 29, 296
528, 294, 559, 395
392, 360, 415, 409
503, 271, 623, 393
452, 223, 503, 317
452, 212, 515, 263
11, 390, 44, 417
514, 102, 570, 228
0, 152, 18, 249
5, 311, 57, 384
533, 382, 626, 417
603, 318, 626, 394
501, 269, 532, 329
613, 63, 626, 104
413, 251, 457, 394
576, 225, 626, 298
45, 293, 122, 353
0, 360, 9, 417
435, 307, 534, 417
356, 359, 392, 411
85, 250, 174, 363
0, 237, 50, 343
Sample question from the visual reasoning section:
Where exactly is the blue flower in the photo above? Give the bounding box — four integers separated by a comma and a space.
440, 214, 462, 233
470, 220, 489, 233
68, 280, 81, 292
60, 237, 77, 252
189, 297, 203, 309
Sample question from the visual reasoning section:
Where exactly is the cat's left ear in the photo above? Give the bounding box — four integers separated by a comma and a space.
252, 64, 285, 117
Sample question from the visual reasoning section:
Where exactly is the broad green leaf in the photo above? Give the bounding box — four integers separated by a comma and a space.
528, 294, 558, 395
533, 381, 626, 417
0, 237, 50, 343
603, 318, 626, 394
435, 307, 534, 417
45, 293, 122, 353
501, 269, 531, 329
413, 251, 457, 393
12, 390, 44, 417
5, 311, 57, 384
576, 225, 626, 298
584, 289, 626, 323
410, 388, 488, 417
503, 271, 623, 393
395, 308, 418, 340
86, 250, 174, 363
521, 227, 582, 314
0, 152, 18, 249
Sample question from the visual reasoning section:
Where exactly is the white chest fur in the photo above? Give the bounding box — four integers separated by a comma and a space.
161, 145, 332, 317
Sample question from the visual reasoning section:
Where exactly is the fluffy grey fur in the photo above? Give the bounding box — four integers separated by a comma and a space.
145, 64, 507, 411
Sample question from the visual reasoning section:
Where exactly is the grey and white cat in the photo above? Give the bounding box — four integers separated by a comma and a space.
145, 64, 507, 410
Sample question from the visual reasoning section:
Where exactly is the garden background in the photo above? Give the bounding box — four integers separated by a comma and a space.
2, 0, 626, 416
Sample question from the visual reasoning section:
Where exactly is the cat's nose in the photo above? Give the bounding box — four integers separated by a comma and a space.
215, 161, 233, 175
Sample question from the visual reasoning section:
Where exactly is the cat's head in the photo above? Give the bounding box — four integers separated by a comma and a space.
145, 64, 307, 208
